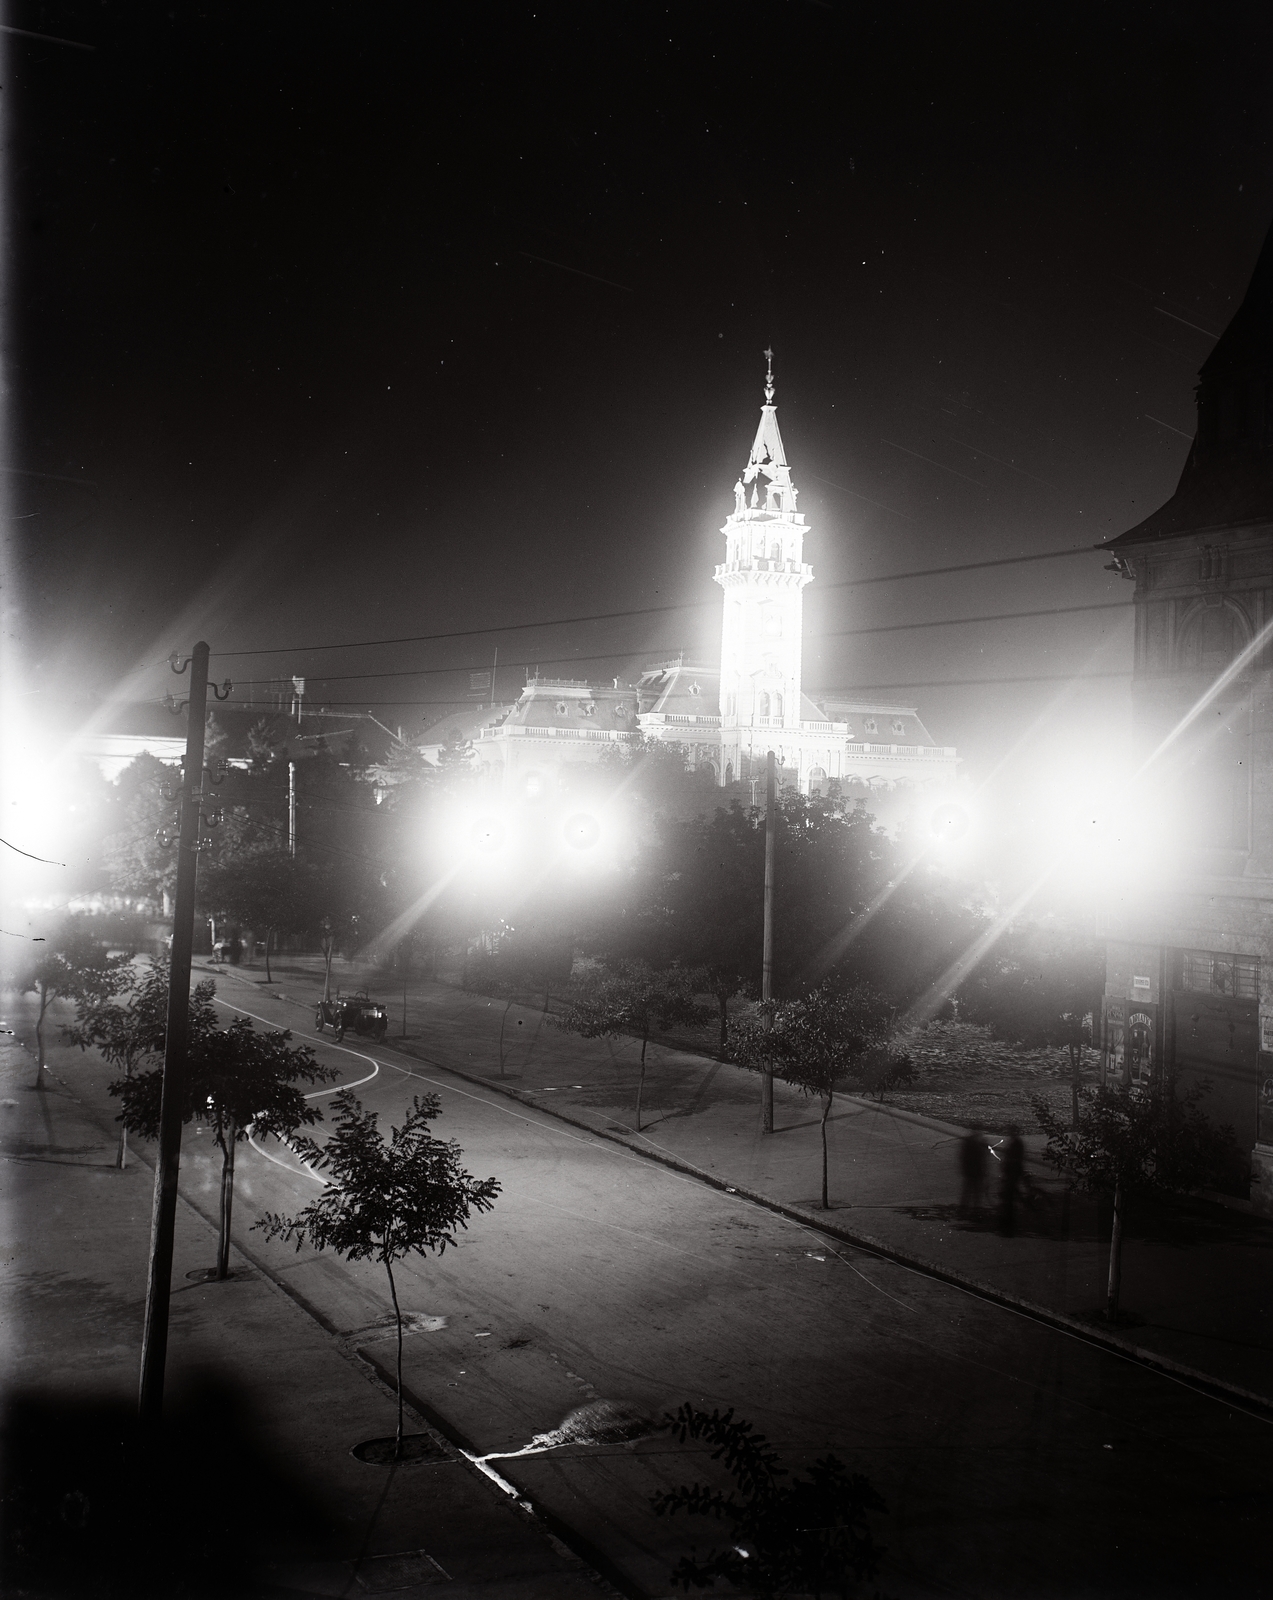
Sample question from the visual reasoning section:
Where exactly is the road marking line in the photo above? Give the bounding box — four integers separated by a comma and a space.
213, 997, 380, 1095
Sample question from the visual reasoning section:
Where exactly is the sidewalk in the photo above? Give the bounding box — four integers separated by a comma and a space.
249, 954, 1273, 1410
0, 1035, 619, 1600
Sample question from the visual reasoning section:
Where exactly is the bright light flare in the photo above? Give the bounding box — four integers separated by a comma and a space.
929, 801, 969, 844
562, 812, 601, 850
470, 814, 508, 854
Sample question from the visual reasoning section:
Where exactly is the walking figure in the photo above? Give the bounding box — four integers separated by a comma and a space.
996, 1124, 1026, 1236
958, 1123, 989, 1217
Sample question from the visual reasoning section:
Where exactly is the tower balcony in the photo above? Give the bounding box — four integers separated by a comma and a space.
714, 559, 813, 586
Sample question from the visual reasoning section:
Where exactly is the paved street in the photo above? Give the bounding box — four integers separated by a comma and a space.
9, 964, 1273, 1599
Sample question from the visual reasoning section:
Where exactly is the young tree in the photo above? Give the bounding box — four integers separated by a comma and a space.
63, 958, 217, 1167
730, 984, 894, 1210
652, 1403, 888, 1599
554, 960, 712, 1132
112, 1016, 335, 1279
16, 929, 133, 1090
1034, 1080, 1241, 1321
255, 1090, 500, 1456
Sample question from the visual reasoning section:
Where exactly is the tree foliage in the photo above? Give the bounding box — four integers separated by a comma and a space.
15, 925, 134, 1086
65, 958, 216, 1164
731, 984, 896, 1208
1033, 1080, 1241, 1318
554, 959, 712, 1131
113, 1013, 333, 1278
652, 1403, 888, 1599
255, 1090, 500, 1454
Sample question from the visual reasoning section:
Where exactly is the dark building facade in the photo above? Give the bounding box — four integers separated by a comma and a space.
1099, 222, 1273, 1211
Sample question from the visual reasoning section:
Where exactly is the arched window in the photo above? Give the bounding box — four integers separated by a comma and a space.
774, 693, 783, 717
759, 691, 771, 717
1178, 602, 1249, 678
771, 541, 782, 562
808, 765, 828, 797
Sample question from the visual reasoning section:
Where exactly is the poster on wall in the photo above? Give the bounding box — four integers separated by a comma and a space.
1103, 999, 1125, 1085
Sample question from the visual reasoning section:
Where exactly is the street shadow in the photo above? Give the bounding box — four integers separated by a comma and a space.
1, 1373, 336, 1597
894, 1194, 1090, 1241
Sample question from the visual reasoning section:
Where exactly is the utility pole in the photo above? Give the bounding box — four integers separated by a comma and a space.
761, 748, 776, 1133
139, 642, 211, 1425
288, 760, 297, 857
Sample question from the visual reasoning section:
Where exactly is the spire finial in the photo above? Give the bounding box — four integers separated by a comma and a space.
763, 347, 775, 403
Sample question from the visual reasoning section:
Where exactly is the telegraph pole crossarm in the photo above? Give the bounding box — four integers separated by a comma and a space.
138, 642, 212, 1425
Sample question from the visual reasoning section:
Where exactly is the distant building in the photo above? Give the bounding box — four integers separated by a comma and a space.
471, 360, 958, 807
1097, 220, 1273, 1209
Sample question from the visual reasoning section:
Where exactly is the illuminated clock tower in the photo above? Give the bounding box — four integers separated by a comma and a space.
716, 352, 814, 754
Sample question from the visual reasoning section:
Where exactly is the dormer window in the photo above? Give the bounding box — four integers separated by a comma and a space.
688, 681, 702, 697
581, 702, 597, 717
555, 701, 568, 716
891, 718, 905, 735
865, 718, 878, 735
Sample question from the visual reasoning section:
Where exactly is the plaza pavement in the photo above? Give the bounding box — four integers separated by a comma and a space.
0, 1032, 621, 1599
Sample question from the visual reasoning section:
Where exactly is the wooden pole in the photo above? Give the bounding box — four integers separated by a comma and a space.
139, 641, 210, 1424
761, 749, 776, 1133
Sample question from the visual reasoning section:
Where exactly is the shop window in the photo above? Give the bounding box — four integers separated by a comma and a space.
1180, 949, 1259, 1000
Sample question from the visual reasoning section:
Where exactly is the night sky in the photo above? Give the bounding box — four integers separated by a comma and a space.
10, 2, 1273, 786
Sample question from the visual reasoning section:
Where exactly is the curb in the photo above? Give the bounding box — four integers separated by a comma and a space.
201, 965, 1273, 1425
379, 1036, 1273, 1426
27, 1057, 635, 1599
353, 1348, 642, 1600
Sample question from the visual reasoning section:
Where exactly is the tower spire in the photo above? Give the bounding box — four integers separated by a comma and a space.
764, 347, 775, 403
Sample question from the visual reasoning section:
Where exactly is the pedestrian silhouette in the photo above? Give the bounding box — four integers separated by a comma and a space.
997, 1124, 1026, 1236
958, 1124, 988, 1217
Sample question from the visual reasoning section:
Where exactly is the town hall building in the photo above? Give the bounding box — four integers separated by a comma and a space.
470, 361, 959, 807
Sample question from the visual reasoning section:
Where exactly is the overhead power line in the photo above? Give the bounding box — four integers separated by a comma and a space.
821, 671, 1133, 692
204, 544, 1102, 662
222, 596, 1131, 689
203, 667, 1135, 708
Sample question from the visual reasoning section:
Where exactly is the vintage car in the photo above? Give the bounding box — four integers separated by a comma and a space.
314, 991, 388, 1043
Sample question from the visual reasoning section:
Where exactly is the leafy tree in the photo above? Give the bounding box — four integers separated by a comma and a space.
961, 924, 1104, 1125
255, 1090, 500, 1456
200, 845, 325, 981
1033, 1080, 1242, 1321
63, 958, 217, 1167
730, 985, 894, 1209
15, 928, 133, 1089
102, 751, 263, 913
608, 803, 764, 1054
554, 960, 712, 1132
652, 1403, 888, 1599
113, 1014, 334, 1279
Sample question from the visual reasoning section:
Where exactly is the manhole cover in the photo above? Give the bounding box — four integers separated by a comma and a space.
352, 1433, 448, 1466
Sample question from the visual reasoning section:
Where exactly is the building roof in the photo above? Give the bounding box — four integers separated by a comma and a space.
811, 694, 942, 747
419, 702, 517, 751
502, 678, 638, 734
1103, 218, 1273, 549
637, 659, 719, 717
